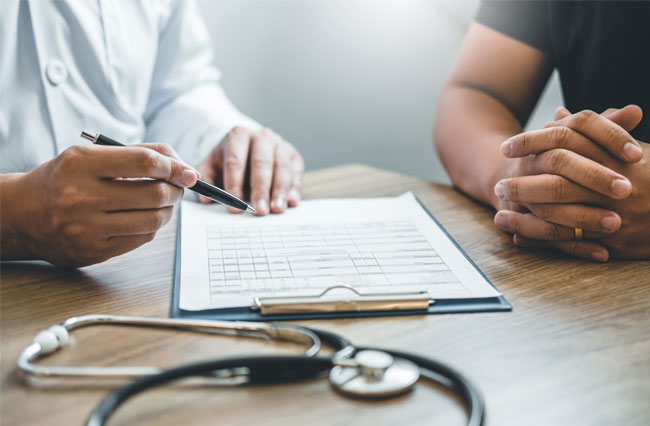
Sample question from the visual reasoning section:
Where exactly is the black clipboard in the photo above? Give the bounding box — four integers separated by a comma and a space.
171, 197, 511, 321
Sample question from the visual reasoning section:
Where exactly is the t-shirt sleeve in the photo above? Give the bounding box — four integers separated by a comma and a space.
475, 0, 551, 53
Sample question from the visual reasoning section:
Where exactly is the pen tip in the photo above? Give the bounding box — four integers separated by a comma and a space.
246, 205, 257, 214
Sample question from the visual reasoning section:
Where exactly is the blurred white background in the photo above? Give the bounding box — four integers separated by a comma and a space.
197, 0, 563, 183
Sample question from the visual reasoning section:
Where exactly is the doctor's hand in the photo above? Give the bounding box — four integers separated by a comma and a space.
0, 143, 198, 267
196, 126, 304, 216
494, 105, 650, 260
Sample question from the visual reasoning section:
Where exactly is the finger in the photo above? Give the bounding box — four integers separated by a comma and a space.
100, 180, 184, 211
554, 106, 571, 121
197, 150, 220, 204
601, 107, 618, 117
551, 106, 639, 129
287, 152, 304, 208
103, 232, 157, 259
501, 127, 611, 163
603, 104, 643, 133
513, 234, 609, 262
138, 143, 199, 176
102, 206, 174, 237
248, 130, 277, 216
85, 145, 198, 187
524, 203, 621, 233
270, 142, 293, 214
560, 106, 640, 133
222, 127, 252, 212
494, 175, 606, 204
531, 149, 631, 199
547, 109, 642, 162
495, 210, 590, 241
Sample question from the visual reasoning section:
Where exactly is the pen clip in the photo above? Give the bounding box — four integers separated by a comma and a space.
254, 285, 433, 315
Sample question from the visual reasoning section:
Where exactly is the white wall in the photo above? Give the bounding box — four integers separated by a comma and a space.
197, 0, 563, 184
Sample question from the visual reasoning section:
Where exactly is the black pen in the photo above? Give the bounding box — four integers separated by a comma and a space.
80, 131, 257, 214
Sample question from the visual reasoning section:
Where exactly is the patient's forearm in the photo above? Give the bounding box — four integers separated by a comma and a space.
434, 84, 523, 208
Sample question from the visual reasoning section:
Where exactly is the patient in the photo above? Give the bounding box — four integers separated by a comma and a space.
434, 0, 650, 261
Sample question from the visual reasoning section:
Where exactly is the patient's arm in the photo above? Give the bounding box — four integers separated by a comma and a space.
434, 23, 642, 261
434, 23, 552, 208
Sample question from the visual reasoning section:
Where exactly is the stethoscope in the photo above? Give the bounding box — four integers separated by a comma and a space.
18, 314, 485, 426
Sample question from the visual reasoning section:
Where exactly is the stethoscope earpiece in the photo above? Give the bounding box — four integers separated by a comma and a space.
32, 325, 70, 354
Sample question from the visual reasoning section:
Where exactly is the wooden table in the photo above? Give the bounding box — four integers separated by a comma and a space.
2, 164, 649, 426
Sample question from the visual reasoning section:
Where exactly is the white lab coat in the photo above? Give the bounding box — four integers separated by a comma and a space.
0, 0, 259, 173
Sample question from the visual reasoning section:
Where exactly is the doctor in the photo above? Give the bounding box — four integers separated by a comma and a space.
0, 1, 303, 267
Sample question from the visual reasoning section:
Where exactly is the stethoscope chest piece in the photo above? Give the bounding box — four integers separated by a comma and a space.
330, 350, 420, 398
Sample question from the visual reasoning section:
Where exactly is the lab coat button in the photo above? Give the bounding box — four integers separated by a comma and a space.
46, 60, 68, 86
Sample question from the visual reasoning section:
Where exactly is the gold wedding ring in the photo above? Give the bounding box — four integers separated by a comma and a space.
574, 228, 584, 241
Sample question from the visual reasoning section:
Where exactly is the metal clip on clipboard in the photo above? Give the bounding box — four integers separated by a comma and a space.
254, 285, 434, 315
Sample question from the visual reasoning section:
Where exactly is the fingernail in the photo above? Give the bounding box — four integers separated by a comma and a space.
600, 215, 619, 231
500, 140, 513, 156
494, 182, 505, 199
623, 141, 642, 160
493, 212, 507, 227
271, 195, 287, 211
288, 189, 301, 203
591, 251, 608, 262
610, 178, 631, 197
181, 169, 197, 186
254, 199, 269, 215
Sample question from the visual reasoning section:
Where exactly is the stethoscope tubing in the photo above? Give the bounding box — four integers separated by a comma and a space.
85, 327, 484, 426
85, 355, 335, 426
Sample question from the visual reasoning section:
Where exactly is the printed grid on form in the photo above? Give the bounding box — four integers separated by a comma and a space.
206, 220, 462, 303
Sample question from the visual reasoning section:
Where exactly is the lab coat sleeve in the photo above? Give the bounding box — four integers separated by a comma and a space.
143, 0, 261, 167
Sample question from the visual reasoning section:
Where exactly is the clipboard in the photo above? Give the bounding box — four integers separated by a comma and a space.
170, 196, 511, 321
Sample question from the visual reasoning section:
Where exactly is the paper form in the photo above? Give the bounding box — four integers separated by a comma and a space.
179, 192, 500, 311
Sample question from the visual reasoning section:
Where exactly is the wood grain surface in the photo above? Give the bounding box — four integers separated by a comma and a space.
1, 164, 649, 426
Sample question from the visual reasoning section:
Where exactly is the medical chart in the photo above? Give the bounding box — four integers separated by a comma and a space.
179, 192, 500, 311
